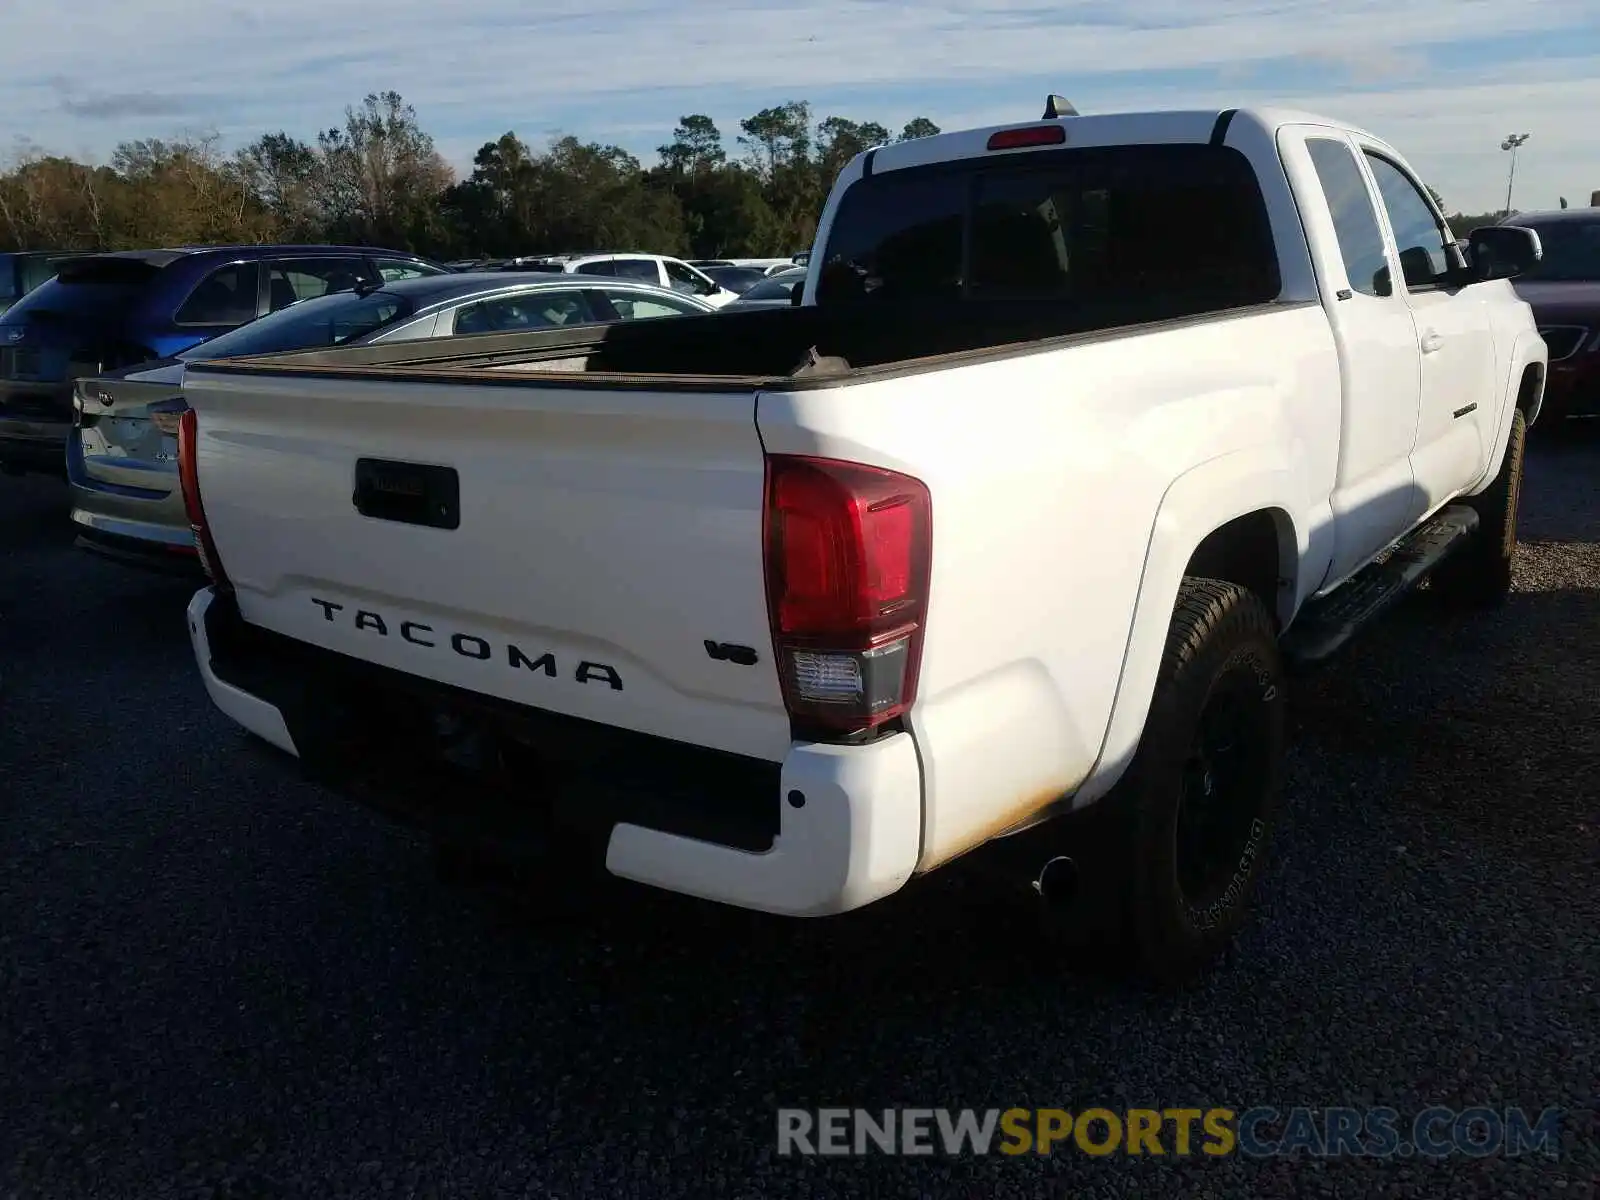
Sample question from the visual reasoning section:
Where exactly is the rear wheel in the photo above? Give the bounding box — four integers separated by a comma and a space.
1431, 408, 1525, 607
1076, 579, 1287, 985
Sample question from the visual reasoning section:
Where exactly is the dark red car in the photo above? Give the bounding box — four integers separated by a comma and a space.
1502, 208, 1600, 422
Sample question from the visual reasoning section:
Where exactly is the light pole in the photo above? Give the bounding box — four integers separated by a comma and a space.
1500, 133, 1529, 217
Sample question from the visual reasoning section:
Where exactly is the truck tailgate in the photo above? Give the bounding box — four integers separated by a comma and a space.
181, 369, 792, 762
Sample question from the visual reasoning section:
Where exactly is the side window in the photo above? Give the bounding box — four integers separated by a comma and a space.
574, 259, 615, 276
266, 258, 367, 311
451, 290, 595, 335
175, 261, 260, 325
1362, 153, 1452, 290
612, 258, 663, 283
1306, 138, 1393, 298
607, 291, 701, 320
373, 258, 441, 282
370, 315, 437, 343
662, 259, 708, 295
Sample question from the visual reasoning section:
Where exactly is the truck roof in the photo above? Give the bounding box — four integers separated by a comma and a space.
863, 107, 1387, 178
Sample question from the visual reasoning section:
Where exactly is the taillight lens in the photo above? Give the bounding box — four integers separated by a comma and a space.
763, 455, 932, 736
177, 408, 231, 590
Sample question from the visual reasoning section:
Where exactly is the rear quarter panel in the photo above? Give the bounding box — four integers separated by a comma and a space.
757, 305, 1342, 870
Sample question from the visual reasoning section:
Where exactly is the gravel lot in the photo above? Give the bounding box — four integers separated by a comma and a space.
2, 428, 1596, 1199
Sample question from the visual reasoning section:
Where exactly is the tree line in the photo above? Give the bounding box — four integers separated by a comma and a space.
0, 92, 942, 261
0, 90, 1506, 261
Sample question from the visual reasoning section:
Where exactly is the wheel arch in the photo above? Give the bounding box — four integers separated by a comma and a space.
1516, 360, 1545, 425
1472, 331, 1548, 496
1070, 449, 1310, 810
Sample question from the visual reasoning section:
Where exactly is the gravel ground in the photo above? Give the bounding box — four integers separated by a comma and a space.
1, 428, 1596, 1199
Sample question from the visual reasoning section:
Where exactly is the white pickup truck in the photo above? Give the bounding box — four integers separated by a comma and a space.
178, 103, 1548, 983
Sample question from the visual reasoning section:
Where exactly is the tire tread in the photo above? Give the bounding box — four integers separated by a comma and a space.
1118, 577, 1285, 986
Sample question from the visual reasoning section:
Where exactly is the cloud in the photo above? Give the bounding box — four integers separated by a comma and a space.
0, 0, 1594, 210
36, 73, 204, 122
56, 92, 199, 121
1291, 46, 1431, 87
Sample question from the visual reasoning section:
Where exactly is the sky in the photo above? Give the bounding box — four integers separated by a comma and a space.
2, 0, 1597, 215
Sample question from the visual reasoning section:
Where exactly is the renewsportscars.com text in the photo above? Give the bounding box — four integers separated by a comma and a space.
776, 1106, 1563, 1159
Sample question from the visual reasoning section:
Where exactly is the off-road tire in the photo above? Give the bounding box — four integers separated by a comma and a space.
1431, 408, 1526, 608
1100, 578, 1287, 986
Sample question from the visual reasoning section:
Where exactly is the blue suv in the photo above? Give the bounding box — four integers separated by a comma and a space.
0, 244, 446, 475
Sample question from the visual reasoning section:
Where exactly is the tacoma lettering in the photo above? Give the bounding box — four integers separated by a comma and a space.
508, 646, 556, 677
308, 596, 622, 690
451, 633, 491, 660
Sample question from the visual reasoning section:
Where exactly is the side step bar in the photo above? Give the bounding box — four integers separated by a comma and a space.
1282, 504, 1479, 670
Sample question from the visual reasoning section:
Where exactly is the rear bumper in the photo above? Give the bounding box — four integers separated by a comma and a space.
68, 439, 198, 574
0, 417, 68, 474
186, 587, 923, 917
74, 520, 204, 576
0, 380, 71, 472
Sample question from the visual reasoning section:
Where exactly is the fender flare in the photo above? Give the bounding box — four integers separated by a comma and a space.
1512, 328, 1549, 428
1069, 446, 1310, 809
1469, 328, 1546, 496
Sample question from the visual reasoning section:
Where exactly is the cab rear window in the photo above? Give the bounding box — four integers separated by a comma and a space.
814, 143, 1281, 316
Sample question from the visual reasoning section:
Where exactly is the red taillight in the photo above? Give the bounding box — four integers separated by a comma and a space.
177, 408, 231, 590
763, 455, 932, 736
986, 124, 1067, 152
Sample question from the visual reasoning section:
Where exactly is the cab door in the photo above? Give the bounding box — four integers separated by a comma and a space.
1287, 128, 1425, 586
1355, 146, 1498, 510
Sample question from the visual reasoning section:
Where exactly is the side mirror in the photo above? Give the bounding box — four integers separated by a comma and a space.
789, 282, 805, 306
1467, 225, 1542, 281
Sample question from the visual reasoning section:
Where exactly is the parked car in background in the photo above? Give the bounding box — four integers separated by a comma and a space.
0, 244, 446, 476
1500, 208, 1600, 423
723, 266, 806, 309
67, 273, 715, 571
690, 258, 793, 274
0, 251, 61, 315
508, 253, 741, 307
699, 265, 770, 294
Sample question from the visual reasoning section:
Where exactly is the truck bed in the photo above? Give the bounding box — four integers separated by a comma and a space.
184, 291, 1292, 389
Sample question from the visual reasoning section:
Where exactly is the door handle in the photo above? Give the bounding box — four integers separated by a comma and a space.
1420, 329, 1443, 354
